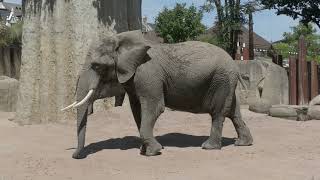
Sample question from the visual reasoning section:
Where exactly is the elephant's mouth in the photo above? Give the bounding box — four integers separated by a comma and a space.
61, 89, 95, 111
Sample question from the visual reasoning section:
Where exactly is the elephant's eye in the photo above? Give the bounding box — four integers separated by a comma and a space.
91, 63, 100, 71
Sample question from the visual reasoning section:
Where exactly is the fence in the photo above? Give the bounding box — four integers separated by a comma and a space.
0, 46, 21, 79
288, 36, 319, 105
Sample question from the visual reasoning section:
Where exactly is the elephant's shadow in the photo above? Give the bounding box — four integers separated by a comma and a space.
75, 133, 235, 157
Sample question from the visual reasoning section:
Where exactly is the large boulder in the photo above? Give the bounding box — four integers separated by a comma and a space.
269, 105, 297, 120
14, 0, 142, 125
248, 98, 271, 114
307, 105, 320, 120
269, 105, 309, 121
0, 76, 19, 112
236, 60, 289, 105
309, 95, 320, 106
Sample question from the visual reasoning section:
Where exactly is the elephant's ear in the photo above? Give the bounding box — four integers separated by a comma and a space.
115, 30, 150, 83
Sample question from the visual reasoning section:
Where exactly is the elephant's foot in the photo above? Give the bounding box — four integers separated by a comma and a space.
140, 140, 163, 156
235, 130, 253, 146
72, 149, 87, 159
201, 139, 221, 150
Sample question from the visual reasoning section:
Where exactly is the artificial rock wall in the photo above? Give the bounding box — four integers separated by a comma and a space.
236, 60, 289, 105
14, 0, 141, 125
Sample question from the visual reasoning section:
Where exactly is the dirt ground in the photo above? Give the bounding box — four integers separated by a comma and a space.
0, 105, 320, 180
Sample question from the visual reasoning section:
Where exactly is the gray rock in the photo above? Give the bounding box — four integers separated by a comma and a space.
307, 105, 320, 120
309, 95, 320, 106
0, 76, 19, 112
236, 60, 289, 105
269, 105, 297, 119
248, 98, 271, 114
14, 0, 142, 124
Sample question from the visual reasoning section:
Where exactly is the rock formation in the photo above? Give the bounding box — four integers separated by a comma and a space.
236, 59, 289, 105
14, 0, 142, 124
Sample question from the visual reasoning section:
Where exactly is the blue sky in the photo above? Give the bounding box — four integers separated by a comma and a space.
6, 0, 316, 42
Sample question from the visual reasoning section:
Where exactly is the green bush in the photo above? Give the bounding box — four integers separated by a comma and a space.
0, 21, 22, 47
155, 3, 206, 43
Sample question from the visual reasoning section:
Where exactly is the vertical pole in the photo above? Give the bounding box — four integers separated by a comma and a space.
298, 35, 308, 105
248, 11, 254, 60
311, 61, 319, 99
289, 56, 297, 105
242, 43, 249, 60
272, 54, 278, 64
277, 55, 283, 67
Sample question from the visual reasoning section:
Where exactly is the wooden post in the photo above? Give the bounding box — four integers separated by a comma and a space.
298, 35, 309, 105
248, 11, 254, 60
242, 47, 249, 60
310, 61, 318, 99
277, 55, 283, 67
289, 56, 297, 105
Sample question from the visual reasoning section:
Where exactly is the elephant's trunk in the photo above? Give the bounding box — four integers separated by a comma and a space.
72, 69, 100, 159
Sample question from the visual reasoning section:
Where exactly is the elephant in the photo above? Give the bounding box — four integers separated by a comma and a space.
62, 30, 253, 159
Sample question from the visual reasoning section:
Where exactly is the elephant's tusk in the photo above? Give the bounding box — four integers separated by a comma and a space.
74, 89, 94, 108
61, 102, 77, 111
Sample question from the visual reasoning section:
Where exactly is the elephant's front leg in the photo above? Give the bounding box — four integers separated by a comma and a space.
72, 107, 88, 159
139, 97, 165, 156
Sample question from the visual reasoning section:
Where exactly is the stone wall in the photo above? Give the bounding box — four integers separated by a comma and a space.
236, 59, 289, 105
14, 0, 141, 125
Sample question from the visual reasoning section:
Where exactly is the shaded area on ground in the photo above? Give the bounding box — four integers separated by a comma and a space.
74, 133, 235, 158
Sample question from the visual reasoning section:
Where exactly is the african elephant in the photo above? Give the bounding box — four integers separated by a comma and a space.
62, 30, 253, 159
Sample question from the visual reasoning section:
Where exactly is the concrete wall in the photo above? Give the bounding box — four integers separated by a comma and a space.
236, 60, 289, 105
14, 0, 142, 125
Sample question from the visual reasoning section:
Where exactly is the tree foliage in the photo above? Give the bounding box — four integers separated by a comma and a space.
259, 0, 320, 28
273, 23, 320, 62
202, 0, 253, 58
155, 3, 206, 43
0, 21, 23, 47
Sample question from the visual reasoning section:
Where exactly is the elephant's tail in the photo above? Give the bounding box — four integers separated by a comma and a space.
238, 73, 247, 91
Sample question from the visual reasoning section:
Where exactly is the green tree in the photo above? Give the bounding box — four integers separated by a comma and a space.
273, 23, 320, 62
0, 21, 23, 47
202, 0, 249, 59
155, 3, 206, 43
259, 0, 320, 28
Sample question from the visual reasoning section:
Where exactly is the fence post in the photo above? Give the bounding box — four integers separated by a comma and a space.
297, 35, 309, 105
311, 61, 319, 99
289, 56, 297, 105
277, 55, 283, 67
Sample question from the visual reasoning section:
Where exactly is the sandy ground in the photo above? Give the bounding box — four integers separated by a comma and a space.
0, 105, 320, 180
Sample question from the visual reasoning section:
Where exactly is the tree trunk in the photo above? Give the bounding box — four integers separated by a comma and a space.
248, 11, 254, 60
14, 0, 142, 125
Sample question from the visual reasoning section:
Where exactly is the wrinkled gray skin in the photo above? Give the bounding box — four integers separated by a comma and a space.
72, 30, 253, 159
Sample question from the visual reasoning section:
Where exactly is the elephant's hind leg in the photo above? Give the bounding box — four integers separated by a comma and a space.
228, 94, 253, 146
202, 114, 225, 149
202, 79, 228, 150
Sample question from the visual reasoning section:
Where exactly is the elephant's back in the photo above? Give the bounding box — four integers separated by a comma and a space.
148, 41, 238, 74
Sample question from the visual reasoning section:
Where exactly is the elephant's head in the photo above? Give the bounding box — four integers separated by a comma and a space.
61, 30, 150, 159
